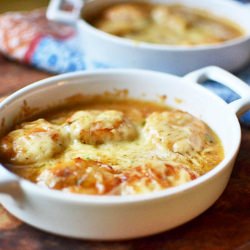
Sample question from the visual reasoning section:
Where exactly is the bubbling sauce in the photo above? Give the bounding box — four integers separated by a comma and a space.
0, 98, 224, 195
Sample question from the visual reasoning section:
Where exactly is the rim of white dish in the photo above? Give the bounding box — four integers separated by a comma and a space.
0, 69, 242, 205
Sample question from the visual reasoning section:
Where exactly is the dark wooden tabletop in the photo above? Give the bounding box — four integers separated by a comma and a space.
0, 56, 249, 250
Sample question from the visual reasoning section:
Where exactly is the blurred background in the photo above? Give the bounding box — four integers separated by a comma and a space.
0, 0, 249, 13
0, 0, 49, 13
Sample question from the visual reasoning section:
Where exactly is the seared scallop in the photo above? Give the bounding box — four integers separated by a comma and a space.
0, 119, 68, 164
114, 161, 199, 195
66, 110, 138, 145
37, 157, 121, 195
143, 111, 208, 154
151, 5, 188, 34
95, 3, 149, 35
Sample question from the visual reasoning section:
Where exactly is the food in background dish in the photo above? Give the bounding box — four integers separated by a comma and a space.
0, 97, 224, 195
89, 2, 243, 46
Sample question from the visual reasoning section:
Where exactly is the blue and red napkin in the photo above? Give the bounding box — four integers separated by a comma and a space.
0, 4, 249, 126
0, 9, 86, 73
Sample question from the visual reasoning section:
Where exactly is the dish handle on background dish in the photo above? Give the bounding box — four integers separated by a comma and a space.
183, 66, 250, 117
47, 0, 83, 25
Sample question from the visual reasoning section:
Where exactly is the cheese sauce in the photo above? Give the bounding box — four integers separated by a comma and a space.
0, 98, 224, 195
90, 3, 244, 46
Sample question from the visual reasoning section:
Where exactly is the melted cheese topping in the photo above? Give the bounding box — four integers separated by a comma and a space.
0, 99, 224, 195
90, 3, 244, 46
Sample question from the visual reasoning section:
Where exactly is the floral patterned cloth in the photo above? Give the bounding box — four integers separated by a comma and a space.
0, 9, 86, 72
0, 1, 249, 125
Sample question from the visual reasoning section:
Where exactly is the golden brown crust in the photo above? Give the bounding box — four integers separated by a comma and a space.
0, 99, 224, 196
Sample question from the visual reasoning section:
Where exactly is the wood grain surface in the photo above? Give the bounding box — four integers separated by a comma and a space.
0, 56, 50, 96
0, 0, 49, 13
0, 56, 249, 250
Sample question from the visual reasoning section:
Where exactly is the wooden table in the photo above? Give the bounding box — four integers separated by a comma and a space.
0, 56, 249, 250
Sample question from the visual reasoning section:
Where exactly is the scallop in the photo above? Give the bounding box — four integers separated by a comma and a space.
95, 3, 149, 35
66, 110, 138, 145
0, 119, 69, 164
151, 5, 188, 33
117, 162, 199, 195
37, 157, 120, 195
143, 111, 208, 154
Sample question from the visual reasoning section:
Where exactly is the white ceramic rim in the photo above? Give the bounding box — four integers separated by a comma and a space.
0, 69, 242, 204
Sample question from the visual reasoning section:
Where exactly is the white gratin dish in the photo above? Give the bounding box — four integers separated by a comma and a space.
47, 0, 250, 75
0, 66, 250, 240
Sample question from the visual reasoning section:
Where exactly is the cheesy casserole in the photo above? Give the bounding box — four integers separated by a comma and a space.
0, 98, 224, 195
90, 2, 243, 46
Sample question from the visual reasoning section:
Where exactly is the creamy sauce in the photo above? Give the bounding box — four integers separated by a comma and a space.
90, 3, 244, 46
0, 98, 224, 195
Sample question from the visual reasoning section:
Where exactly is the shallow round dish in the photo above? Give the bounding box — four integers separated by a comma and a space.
0, 66, 250, 240
47, 0, 250, 75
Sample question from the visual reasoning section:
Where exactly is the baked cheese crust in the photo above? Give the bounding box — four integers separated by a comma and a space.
0, 99, 224, 195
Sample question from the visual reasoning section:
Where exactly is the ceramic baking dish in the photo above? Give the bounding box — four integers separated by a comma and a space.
0, 66, 249, 240
47, 0, 250, 75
